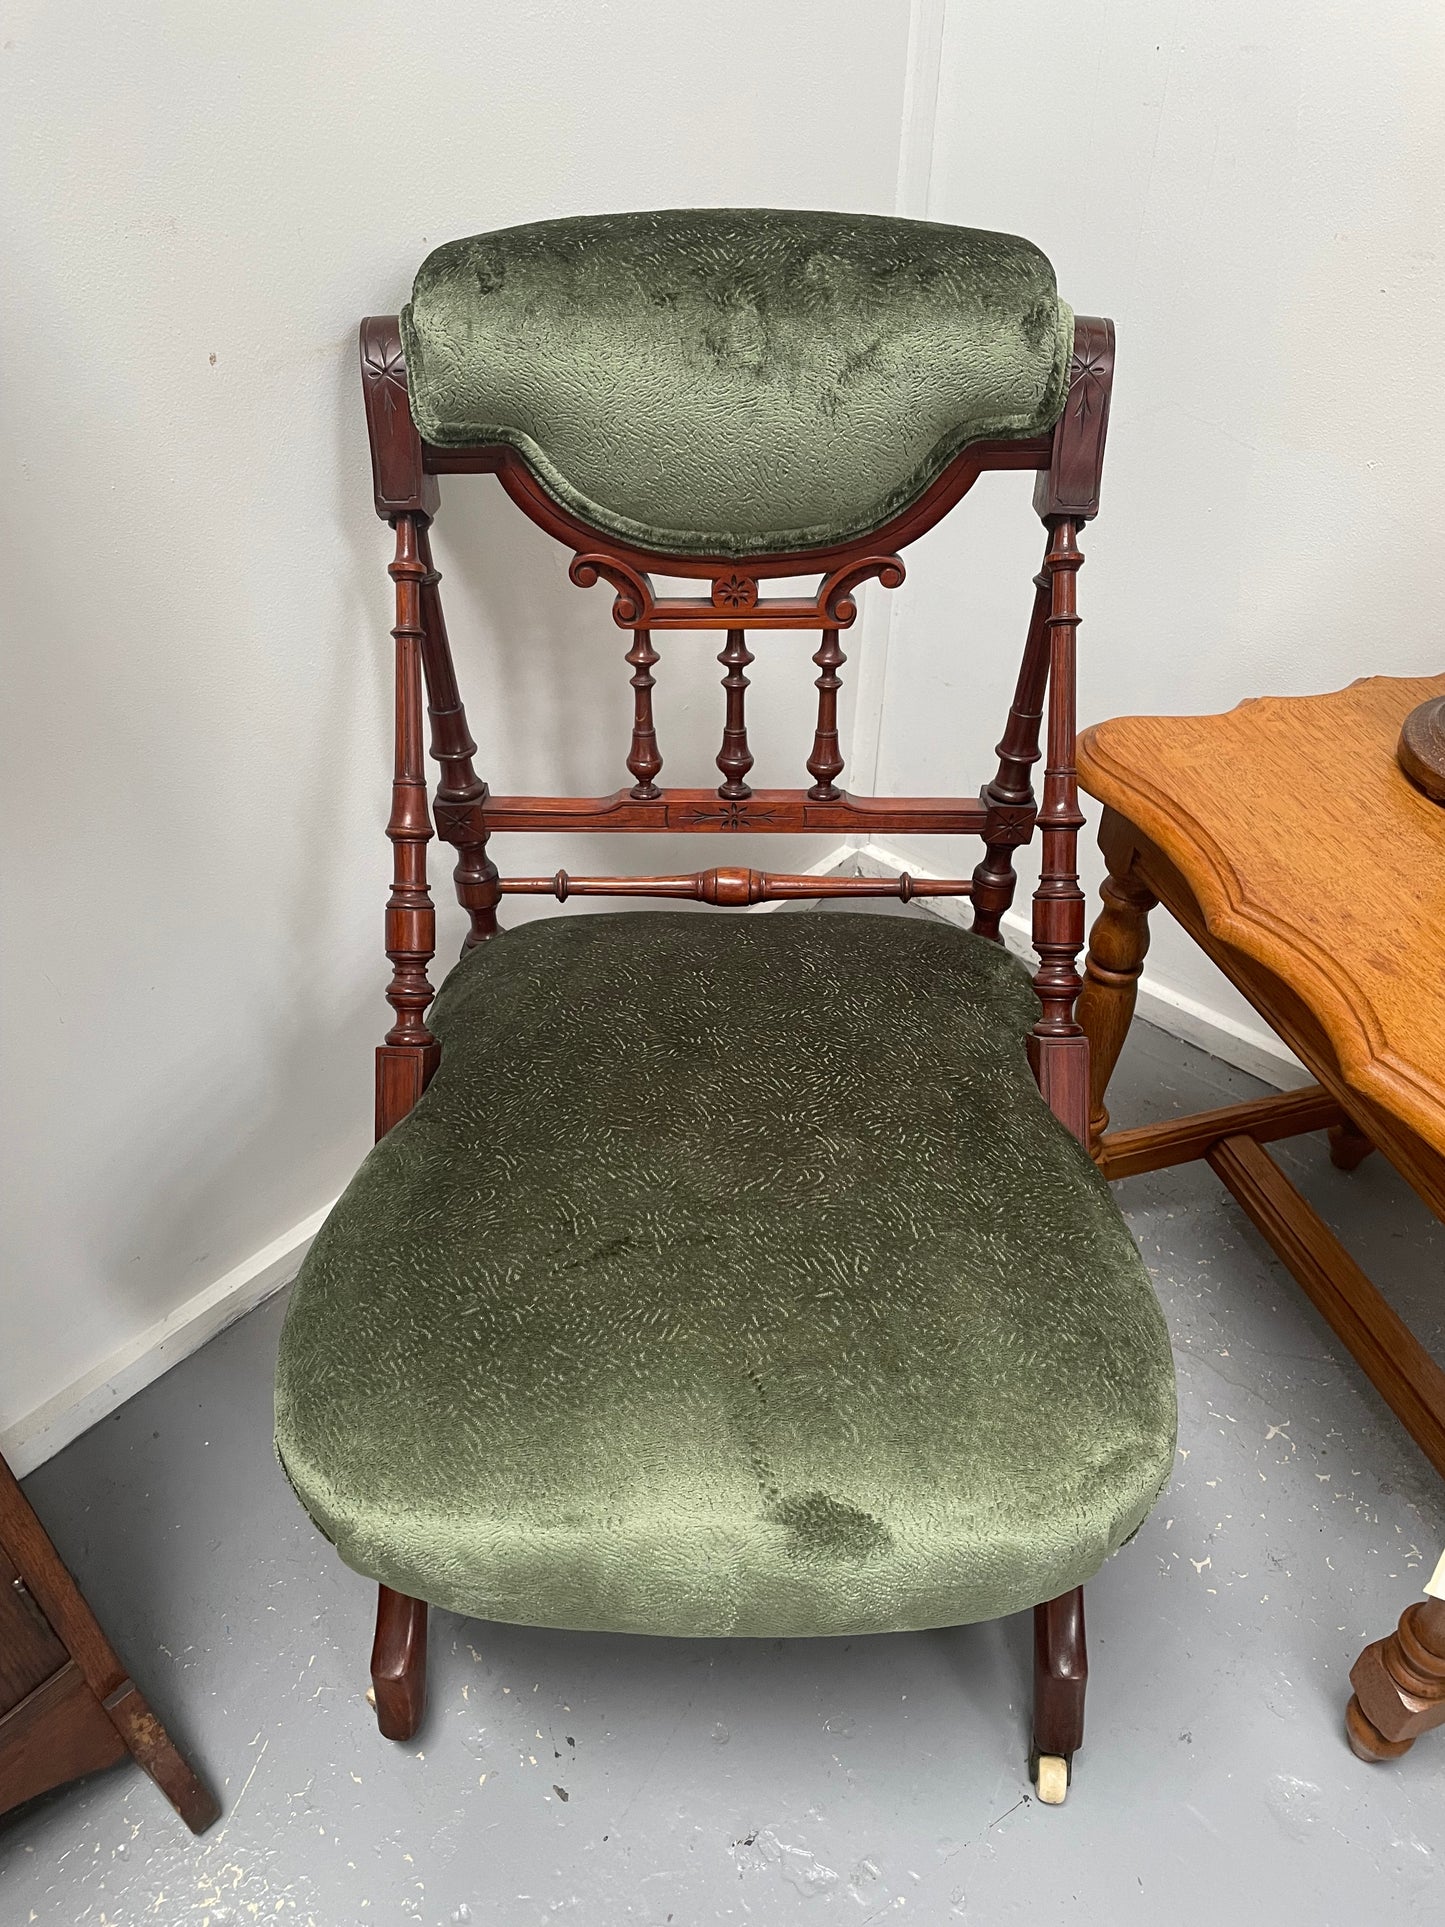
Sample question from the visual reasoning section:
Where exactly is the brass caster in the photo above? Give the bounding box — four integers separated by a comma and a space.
1034, 1753, 1069, 1805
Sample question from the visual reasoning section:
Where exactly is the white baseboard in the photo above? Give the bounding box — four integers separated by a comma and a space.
2, 1202, 331, 1478
849, 841, 1308, 1091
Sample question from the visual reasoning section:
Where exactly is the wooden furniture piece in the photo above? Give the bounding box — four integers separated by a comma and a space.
1074, 673, 1445, 1762
274, 211, 1179, 1807
1399, 693, 1445, 802
1346, 1552, 1445, 1762
0, 1449, 217, 1831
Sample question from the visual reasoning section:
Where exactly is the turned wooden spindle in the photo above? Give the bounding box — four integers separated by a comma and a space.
625, 628, 663, 798
1347, 1590, 1445, 1762
416, 523, 499, 948
377, 512, 441, 1139
499, 864, 969, 906
806, 630, 847, 799
971, 562, 1051, 940
1076, 852, 1157, 1153
716, 627, 755, 799
1027, 517, 1089, 1141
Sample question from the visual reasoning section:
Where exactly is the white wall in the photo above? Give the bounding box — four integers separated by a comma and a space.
0, 0, 911, 1461
5, 0, 1440, 1466
858, 0, 1445, 1060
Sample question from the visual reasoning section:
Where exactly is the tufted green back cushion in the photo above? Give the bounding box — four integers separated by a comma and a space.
400, 208, 1074, 557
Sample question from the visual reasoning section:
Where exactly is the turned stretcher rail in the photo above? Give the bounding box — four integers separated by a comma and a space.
498, 867, 973, 907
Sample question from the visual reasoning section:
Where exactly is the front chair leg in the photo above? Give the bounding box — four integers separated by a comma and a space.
1032, 1587, 1087, 1804
370, 1586, 428, 1741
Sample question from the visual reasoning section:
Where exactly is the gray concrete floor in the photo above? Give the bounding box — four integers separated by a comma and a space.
4, 1017, 1443, 1926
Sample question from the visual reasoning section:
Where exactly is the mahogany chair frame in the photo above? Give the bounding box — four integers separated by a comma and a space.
356, 313, 1117, 1793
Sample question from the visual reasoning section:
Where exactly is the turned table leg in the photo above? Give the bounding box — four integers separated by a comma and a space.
1076, 815, 1156, 1156
1346, 1585, 1445, 1762
1327, 1117, 1376, 1173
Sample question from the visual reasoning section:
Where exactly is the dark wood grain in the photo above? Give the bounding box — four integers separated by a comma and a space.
0, 1664, 126, 1816
1027, 515, 1089, 1142
1033, 318, 1114, 523
624, 628, 663, 798
0, 1451, 217, 1831
371, 1588, 428, 1742
360, 318, 438, 519
0, 1545, 67, 1707
806, 627, 847, 800
970, 562, 1050, 940
1034, 1587, 1087, 1761
416, 522, 499, 949
478, 787, 991, 837
377, 512, 442, 1138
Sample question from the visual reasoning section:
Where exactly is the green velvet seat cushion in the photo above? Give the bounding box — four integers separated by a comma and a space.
400, 208, 1074, 557
275, 912, 1174, 1638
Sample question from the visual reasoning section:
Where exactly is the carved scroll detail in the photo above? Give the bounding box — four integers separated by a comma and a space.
570, 552, 651, 626
818, 555, 905, 627
568, 550, 904, 630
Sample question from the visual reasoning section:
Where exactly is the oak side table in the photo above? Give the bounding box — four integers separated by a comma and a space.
1074, 672, 1445, 1764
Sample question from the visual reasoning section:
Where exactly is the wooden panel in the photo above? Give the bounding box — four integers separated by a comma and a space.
1078, 675, 1445, 1160
1207, 1134, 1445, 1479
0, 1451, 219, 1833
0, 1663, 126, 1818
0, 1545, 68, 1712
0, 1453, 126, 1703
480, 787, 991, 837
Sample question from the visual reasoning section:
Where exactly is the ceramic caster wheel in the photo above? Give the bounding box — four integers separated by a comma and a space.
1034, 1753, 1069, 1804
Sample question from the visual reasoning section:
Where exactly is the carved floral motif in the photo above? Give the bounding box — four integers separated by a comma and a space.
711, 571, 758, 611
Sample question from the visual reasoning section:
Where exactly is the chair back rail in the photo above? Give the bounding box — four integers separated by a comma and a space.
358, 313, 1115, 1143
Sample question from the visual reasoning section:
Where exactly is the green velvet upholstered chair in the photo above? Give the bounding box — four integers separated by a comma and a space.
274, 209, 1175, 1807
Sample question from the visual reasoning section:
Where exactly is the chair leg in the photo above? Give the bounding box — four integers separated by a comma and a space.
1032, 1587, 1087, 1804
370, 1585, 428, 1741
